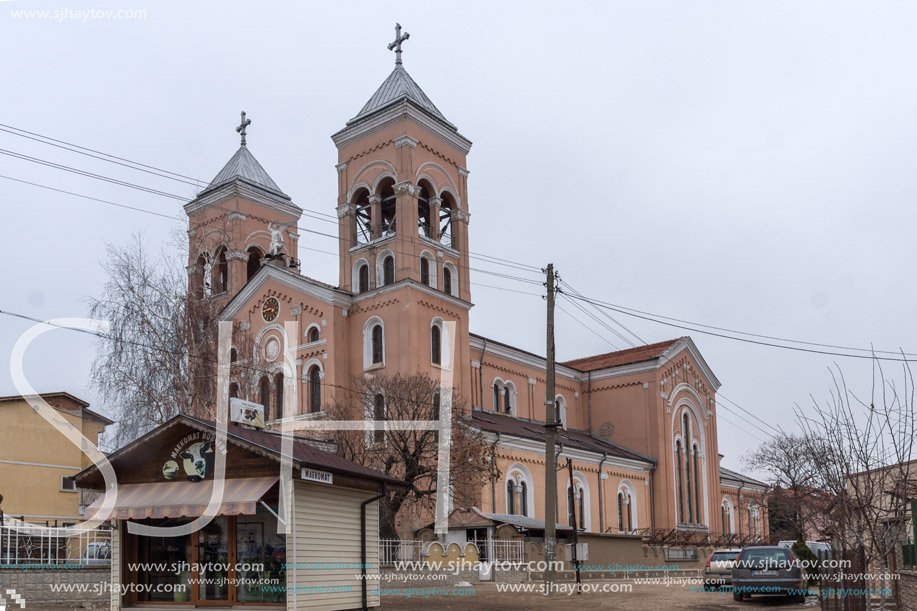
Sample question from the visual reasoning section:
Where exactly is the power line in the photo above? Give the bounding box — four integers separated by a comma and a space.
559, 280, 644, 346
564, 292, 917, 363
556, 302, 622, 350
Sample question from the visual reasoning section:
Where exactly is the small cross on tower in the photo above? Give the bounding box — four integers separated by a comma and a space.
236, 111, 251, 147
387, 22, 410, 66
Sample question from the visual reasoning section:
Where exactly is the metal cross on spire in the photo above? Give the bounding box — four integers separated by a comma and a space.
236, 111, 251, 147
387, 22, 410, 66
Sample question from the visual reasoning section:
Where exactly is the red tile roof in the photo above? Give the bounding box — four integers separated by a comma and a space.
561, 337, 685, 372
471, 410, 654, 465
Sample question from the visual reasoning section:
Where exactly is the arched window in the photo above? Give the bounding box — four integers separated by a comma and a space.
352, 188, 372, 244
259, 376, 271, 420
555, 396, 567, 428
420, 257, 430, 286
693, 444, 703, 524
308, 326, 319, 343
492, 379, 504, 412
721, 499, 732, 534
229, 382, 239, 399
506, 465, 534, 518
617, 493, 625, 532
194, 254, 208, 299
683, 413, 693, 523
519, 481, 528, 517
382, 255, 394, 285
308, 365, 321, 413
506, 480, 515, 515
246, 247, 263, 281
676, 439, 685, 523
432, 390, 441, 420
358, 263, 370, 293
274, 373, 284, 419
371, 324, 383, 364
431, 325, 441, 365
230, 348, 238, 363
443, 266, 452, 295
213, 247, 228, 294
567, 476, 590, 531
373, 393, 385, 444
363, 317, 385, 369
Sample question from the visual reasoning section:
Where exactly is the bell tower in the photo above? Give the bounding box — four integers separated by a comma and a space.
185, 112, 303, 303
332, 24, 474, 396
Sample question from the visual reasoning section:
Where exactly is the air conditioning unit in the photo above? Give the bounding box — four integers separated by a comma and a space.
564, 543, 588, 562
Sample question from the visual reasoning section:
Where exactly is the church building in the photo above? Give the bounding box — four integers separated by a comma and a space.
182, 25, 768, 551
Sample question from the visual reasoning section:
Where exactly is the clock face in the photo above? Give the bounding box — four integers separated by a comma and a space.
261, 297, 280, 322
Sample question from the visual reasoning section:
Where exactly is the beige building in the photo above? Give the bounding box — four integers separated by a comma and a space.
0, 392, 112, 524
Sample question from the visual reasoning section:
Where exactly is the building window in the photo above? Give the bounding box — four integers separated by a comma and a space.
443, 266, 452, 295
432, 390, 441, 420
246, 246, 263, 281
683, 413, 693, 523
676, 439, 684, 523
506, 480, 515, 515
358, 263, 370, 293
373, 393, 385, 444
382, 255, 394, 285
555, 396, 567, 428
372, 324, 383, 364
431, 324, 441, 365
519, 481, 528, 517
420, 257, 430, 286
617, 493, 624, 532
693, 446, 702, 524
274, 373, 284, 419
230, 348, 238, 363
308, 365, 321, 413
61, 476, 77, 492
213, 246, 228, 294
308, 327, 319, 343
229, 382, 239, 399
259, 376, 271, 420
493, 384, 501, 412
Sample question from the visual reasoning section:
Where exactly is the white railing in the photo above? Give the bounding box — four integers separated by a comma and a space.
379, 539, 425, 566
0, 518, 112, 566
492, 539, 525, 563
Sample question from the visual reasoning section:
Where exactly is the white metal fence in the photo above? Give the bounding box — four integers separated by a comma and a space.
491, 539, 524, 563
378, 539, 524, 566
379, 539, 425, 565
0, 519, 112, 566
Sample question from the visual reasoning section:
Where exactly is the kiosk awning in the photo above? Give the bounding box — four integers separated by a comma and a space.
87, 476, 278, 520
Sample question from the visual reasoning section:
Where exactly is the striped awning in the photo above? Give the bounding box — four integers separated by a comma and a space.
87, 476, 278, 520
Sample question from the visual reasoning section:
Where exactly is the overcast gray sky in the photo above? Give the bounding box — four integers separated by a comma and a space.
2, 1, 915, 473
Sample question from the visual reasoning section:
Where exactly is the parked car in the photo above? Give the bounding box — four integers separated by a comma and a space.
703, 548, 743, 590
80, 541, 111, 565
778, 539, 832, 560
731, 545, 806, 603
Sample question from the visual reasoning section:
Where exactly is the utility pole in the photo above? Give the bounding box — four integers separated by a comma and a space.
543, 263, 558, 595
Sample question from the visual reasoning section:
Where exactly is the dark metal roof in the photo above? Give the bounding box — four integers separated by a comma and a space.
720, 466, 768, 488
471, 409, 655, 465
197, 145, 291, 202
480, 512, 573, 532
347, 65, 455, 130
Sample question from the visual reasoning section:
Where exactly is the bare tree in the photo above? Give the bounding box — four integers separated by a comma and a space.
88, 232, 254, 444
327, 372, 496, 540
796, 359, 917, 611
745, 433, 831, 541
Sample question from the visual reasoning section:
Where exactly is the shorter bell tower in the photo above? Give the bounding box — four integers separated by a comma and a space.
184, 112, 303, 304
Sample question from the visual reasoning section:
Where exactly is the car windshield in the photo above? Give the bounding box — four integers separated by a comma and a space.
712, 552, 737, 562
740, 549, 791, 569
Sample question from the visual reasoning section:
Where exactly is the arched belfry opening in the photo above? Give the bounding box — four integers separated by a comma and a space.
246, 246, 263, 281
352, 188, 372, 245
417, 180, 435, 239
439, 192, 455, 248
377, 178, 396, 237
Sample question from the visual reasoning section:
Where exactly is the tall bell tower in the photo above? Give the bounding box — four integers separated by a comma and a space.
332, 24, 474, 399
